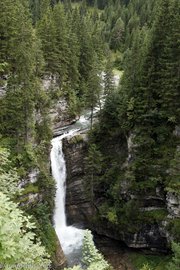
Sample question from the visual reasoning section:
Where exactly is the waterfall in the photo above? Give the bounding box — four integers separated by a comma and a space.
51, 130, 85, 264
50, 73, 120, 265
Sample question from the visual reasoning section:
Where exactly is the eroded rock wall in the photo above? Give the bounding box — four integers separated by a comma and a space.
64, 133, 94, 227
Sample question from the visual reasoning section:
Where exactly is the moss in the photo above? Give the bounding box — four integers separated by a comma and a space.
69, 135, 84, 144
21, 184, 39, 195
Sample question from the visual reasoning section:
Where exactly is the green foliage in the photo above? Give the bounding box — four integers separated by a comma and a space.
140, 265, 152, 270
100, 0, 156, 57
167, 219, 180, 242
31, 203, 57, 256
88, 0, 180, 241
21, 183, 39, 195
129, 252, 171, 270
82, 230, 111, 270
143, 209, 168, 223
0, 147, 22, 197
82, 230, 106, 266
64, 230, 111, 270
167, 242, 180, 270
166, 149, 180, 194
69, 135, 84, 144
85, 143, 103, 202
104, 55, 115, 95
0, 192, 50, 269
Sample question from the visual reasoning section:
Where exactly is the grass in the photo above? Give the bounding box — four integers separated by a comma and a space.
129, 252, 171, 270
21, 183, 39, 195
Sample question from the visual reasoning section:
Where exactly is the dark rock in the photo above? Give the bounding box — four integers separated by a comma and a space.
63, 134, 95, 227
63, 132, 172, 253
166, 192, 180, 218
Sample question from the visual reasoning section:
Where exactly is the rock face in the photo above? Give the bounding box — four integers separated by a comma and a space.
63, 131, 180, 253
42, 75, 77, 136
64, 133, 94, 227
93, 222, 168, 252
0, 75, 7, 97
166, 192, 180, 218
50, 98, 77, 137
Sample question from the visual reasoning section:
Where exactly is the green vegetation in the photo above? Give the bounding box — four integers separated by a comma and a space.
135, 242, 180, 270
85, 0, 180, 250
69, 134, 84, 144
64, 230, 111, 270
167, 242, 180, 270
21, 183, 39, 195
129, 253, 171, 270
0, 0, 179, 268
0, 192, 50, 270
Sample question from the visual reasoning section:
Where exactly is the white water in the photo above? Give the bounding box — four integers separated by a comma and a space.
51, 130, 85, 259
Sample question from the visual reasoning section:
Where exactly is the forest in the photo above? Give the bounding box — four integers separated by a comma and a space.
0, 0, 179, 270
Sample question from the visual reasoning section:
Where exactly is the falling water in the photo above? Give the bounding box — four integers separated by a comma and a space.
51, 130, 85, 265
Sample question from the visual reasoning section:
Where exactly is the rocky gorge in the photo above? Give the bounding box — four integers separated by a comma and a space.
1, 72, 179, 268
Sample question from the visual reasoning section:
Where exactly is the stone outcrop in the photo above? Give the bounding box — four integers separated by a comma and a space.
0, 75, 7, 97
166, 192, 180, 218
63, 132, 94, 227
50, 98, 78, 137
42, 75, 77, 136
94, 221, 168, 252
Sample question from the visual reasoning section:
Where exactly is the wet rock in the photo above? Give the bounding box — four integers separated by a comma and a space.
166, 192, 180, 218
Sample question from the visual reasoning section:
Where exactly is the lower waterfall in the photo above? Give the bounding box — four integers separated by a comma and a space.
51, 130, 85, 265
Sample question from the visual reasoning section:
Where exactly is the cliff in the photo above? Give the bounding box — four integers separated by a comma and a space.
63, 129, 180, 253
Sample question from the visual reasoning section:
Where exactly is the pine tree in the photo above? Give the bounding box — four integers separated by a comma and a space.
85, 144, 103, 202
104, 56, 115, 95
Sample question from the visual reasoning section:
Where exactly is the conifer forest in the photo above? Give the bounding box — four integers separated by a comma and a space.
0, 1, 179, 270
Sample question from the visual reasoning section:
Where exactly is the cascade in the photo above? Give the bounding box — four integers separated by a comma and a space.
51, 130, 85, 265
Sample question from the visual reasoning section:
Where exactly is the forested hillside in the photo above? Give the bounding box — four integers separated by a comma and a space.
0, 0, 179, 270
84, 0, 180, 268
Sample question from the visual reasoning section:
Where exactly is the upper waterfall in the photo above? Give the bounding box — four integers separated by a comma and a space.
51, 136, 66, 228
